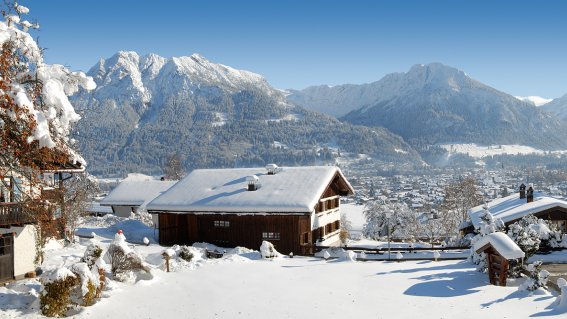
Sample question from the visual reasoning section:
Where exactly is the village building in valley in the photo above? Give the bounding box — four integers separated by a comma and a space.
462, 184, 567, 234
146, 165, 354, 255
100, 180, 177, 219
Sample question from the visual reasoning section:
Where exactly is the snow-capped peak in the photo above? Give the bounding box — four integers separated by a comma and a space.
515, 96, 552, 107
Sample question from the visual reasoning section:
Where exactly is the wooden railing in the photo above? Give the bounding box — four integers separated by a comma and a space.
0, 202, 30, 226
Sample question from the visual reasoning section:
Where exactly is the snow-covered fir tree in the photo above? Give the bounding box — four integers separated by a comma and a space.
507, 215, 542, 260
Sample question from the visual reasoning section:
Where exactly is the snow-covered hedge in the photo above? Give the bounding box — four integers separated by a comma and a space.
104, 232, 151, 282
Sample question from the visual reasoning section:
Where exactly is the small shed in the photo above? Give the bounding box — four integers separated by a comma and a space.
474, 232, 525, 286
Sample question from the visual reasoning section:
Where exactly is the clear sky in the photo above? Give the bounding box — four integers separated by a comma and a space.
24, 0, 567, 98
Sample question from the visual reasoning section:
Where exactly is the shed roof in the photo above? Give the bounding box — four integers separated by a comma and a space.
473, 232, 525, 260
100, 180, 177, 207
146, 166, 353, 213
467, 192, 567, 230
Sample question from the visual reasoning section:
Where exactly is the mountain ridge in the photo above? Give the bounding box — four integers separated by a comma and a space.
70, 52, 420, 176
289, 63, 567, 150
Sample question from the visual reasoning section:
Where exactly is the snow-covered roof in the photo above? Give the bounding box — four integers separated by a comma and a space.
467, 192, 567, 230
473, 232, 525, 260
146, 166, 354, 213
100, 180, 177, 207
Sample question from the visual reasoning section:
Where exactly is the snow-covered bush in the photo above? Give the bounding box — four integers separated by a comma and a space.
260, 241, 282, 259
178, 246, 194, 262
104, 232, 150, 281
533, 219, 563, 249
40, 268, 78, 317
316, 247, 357, 262
395, 252, 403, 261
82, 243, 103, 269
70, 263, 97, 307
507, 215, 541, 259
520, 261, 550, 291
469, 207, 504, 272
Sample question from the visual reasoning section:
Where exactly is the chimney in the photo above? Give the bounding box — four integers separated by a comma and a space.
246, 175, 259, 191
526, 184, 534, 203
266, 163, 279, 175
519, 183, 526, 199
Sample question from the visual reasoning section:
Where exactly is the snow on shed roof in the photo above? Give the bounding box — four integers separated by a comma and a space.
146, 166, 353, 213
467, 192, 567, 230
473, 232, 525, 260
100, 180, 177, 207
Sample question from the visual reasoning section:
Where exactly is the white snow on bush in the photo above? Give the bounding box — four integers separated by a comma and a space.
473, 232, 525, 260
260, 241, 282, 259
40, 267, 76, 285
70, 262, 98, 296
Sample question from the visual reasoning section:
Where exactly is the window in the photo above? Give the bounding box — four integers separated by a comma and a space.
213, 220, 230, 227
262, 232, 280, 240
0, 236, 11, 256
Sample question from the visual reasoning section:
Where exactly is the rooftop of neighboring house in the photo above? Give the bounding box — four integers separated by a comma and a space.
100, 180, 177, 207
467, 190, 567, 230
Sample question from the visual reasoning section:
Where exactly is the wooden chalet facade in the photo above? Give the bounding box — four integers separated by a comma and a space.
462, 184, 567, 235
147, 165, 354, 255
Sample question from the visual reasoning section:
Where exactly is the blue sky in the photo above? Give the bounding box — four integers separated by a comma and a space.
25, 0, 567, 98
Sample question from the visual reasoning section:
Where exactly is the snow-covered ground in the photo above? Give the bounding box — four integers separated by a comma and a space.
439, 143, 549, 158
2, 215, 567, 318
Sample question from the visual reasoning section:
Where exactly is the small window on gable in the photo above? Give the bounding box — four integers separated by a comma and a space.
262, 232, 280, 240
214, 220, 230, 227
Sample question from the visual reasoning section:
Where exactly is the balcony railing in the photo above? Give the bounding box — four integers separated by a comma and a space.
0, 202, 31, 227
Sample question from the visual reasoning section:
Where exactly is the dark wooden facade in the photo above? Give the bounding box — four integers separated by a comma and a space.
159, 213, 312, 255
0, 203, 35, 228
475, 244, 512, 286
154, 170, 353, 255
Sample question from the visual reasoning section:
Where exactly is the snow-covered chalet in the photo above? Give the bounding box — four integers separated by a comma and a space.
461, 184, 567, 234
146, 165, 354, 255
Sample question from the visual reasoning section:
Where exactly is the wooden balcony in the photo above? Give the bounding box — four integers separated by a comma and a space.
0, 203, 31, 227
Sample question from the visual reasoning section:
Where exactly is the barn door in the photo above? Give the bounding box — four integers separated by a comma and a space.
0, 234, 14, 282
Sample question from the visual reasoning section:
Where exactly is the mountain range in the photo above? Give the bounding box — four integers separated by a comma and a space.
541, 93, 567, 121
289, 63, 567, 150
70, 52, 419, 176
70, 53, 567, 176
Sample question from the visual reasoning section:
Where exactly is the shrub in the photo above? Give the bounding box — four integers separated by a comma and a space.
82, 243, 103, 269
40, 269, 78, 317
520, 260, 550, 291
70, 263, 98, 307
178, 246, 194, 262
104, 231, 150, 281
